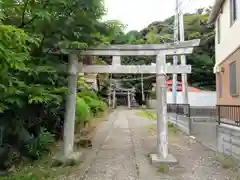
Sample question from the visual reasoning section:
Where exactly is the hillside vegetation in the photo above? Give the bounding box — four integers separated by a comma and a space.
105, 8, 215, 104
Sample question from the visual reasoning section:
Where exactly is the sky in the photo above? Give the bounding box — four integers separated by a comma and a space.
103, 0, 214, 31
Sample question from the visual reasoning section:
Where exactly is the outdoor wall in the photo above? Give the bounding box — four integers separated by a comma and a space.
217, 124, 240, 160
148, 92, 216, 108
167, 92, 216, 106
214, 0, 240, 69
216, 48, 240, 105
168, 114, 191, 135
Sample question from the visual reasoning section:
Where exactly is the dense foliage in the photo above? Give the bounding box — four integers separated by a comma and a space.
0, 0, 110, 172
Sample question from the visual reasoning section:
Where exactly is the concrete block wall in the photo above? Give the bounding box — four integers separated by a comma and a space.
168, 114, 191, 135
147, 99, 156, 109
190, 106, 216, 117
217, 124, 240, 160
190, 107, 217, 122
147, 100, 217, 122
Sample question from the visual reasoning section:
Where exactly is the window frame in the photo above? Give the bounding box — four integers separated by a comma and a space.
230, 0, 237, 26
218, 72, 222, 98
229, 61, 238, 96
217, 17, 221, 44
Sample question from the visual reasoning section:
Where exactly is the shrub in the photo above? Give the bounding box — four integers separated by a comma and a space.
26, 128, 54, 159
75, 97, 92, 126
82, 96, 107, 116
78, 90, 98, 100
82, 96, 100, 115
99, 100, 108, 112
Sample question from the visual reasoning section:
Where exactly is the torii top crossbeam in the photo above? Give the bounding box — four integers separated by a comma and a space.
48, 39, 200, 56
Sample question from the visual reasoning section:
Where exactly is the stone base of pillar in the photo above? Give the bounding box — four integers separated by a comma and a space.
52, 151, 82, 167
149, 153, 178, 166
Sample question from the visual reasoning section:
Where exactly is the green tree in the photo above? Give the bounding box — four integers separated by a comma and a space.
101, 8, 215, 105
113, 8, 215, 93
0, 0, 109, 168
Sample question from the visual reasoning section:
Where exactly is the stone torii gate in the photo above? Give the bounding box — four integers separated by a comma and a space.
57, 39, 200, 164
109, 86, 135, 109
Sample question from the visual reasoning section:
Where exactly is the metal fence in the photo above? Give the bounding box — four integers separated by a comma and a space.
217, 105, 240, 127
190, 106, 216, 117
167, 103, 190, 117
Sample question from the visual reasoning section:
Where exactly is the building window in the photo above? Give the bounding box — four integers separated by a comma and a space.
229, 61, 237, 96
218, 73, 222, 98
230, 0, 237, 25
217, 17, 220, 44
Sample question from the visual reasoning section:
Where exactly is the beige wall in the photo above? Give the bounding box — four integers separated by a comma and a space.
214, 0, 240, 72
216, 48, 240, 105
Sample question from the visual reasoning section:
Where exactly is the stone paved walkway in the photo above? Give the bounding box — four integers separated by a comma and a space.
83, 109, 139, 180
76, 109, 239, 180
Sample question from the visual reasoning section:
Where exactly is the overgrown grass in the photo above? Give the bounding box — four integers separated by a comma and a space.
136, 111, 156, 121
138, 110, 178, 133
219, 153, 236, 170
144, 122, 177, 136
168, 123, 178, 133
157, 163, 169, 173
0, 153, 82, 180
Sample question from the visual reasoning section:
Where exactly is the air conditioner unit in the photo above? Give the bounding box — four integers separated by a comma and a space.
216, 66, 224, 73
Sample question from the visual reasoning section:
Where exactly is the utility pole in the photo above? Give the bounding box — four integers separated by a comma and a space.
141, 73, 145, 102
172, 0, 179, 104
179, 0, 188, 104
108, 74, 112, 108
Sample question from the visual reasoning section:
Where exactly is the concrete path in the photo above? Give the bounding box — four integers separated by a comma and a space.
84, 109, 139, 179
77, 109, 238, 180
80, 109, 159, 180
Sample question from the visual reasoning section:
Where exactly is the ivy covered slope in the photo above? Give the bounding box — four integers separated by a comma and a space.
0, 0, 111, 171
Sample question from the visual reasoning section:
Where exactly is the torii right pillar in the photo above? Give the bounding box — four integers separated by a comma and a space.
150, 52, 178, 165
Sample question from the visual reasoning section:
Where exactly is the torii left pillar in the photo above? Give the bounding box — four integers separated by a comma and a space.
60, 54, 82, 161
127, 91, 131, 109
112, 89, 116, 108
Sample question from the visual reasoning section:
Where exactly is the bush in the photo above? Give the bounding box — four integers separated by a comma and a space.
75, 97, 92, 126
98, 100, 108, 112
82, 96, 107, 116
26, 128, 54, 159
78, 90, 98, 100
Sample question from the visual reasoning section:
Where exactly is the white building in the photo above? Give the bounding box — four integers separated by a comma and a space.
208, 0, 240, 105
